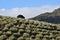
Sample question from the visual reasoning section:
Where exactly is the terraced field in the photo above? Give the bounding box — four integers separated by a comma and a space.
0, 16, 60, 40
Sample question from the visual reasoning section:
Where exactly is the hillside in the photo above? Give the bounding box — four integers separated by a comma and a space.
0, 15, 60, 40
31, 8, 60, 24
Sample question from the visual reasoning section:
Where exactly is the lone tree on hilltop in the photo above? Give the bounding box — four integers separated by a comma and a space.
17, 14, 25, 19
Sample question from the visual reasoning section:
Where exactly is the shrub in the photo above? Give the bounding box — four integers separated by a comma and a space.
6, 35, 15, 40
9, 27, 18, 33
13, 33, 20, 38
2, 26, 9, 32
0, 31, 2, 35
17, 37, 23, 40
3, 31, 12, 37
17, 14, 25, 19
0, 35, 7, 40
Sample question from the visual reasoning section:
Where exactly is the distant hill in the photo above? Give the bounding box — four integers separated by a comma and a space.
31, 8, 60, 24
0, 15, 60, 40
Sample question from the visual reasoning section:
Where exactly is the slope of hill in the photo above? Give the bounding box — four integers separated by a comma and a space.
31, 8, 60, 24
0, 15, 60, 40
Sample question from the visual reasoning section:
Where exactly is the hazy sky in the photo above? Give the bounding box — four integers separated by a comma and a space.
0, 0, 60, 18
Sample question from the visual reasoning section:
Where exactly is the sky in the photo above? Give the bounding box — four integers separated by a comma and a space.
0, 0, 60, 18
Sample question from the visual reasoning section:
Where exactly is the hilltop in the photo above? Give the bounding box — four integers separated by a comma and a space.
0, 15, 60, 40
31, 8, 60, 24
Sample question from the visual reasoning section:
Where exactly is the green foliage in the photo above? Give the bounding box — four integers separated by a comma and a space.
17, 14, 25, 18
0, 15, 60, 40
0, 31, 2, 35
0, 35, 7, 40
